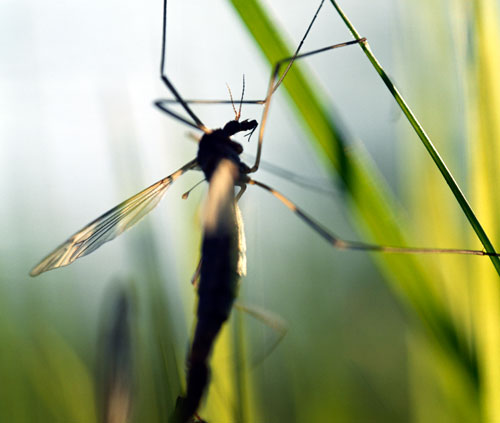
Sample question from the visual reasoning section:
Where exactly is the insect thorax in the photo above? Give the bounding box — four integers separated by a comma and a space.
197, 119, 257, 181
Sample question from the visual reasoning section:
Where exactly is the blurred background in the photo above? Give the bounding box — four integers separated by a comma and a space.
2, 0, 500, 421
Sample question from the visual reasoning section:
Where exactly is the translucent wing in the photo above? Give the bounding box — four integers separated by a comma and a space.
30, 159, 197, 276
235, 203, 247, 278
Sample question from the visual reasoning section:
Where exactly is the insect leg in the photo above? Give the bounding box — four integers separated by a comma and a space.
250, 36, 365, 173
154, 101, 206, 131
234, 302, 288, 367
154, 34, 363, 133
157, 0, 208, 132
155, 34, 364, 117
248, 178, 500, 257
235, 184, 247, 202
155, 0, 362, 131
157, 99, 264, 106
249, 1, 365, 172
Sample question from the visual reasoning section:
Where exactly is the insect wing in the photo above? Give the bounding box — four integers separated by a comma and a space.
30, 159, 197, 276
235, 203, 247, 278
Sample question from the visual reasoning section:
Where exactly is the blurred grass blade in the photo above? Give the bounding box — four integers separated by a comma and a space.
96, 285, 134, 423
328, 0, 500, 276
29, 328, 98, 423
469, 0, 500, 420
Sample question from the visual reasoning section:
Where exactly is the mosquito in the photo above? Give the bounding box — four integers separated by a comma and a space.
30, 0, 500, 421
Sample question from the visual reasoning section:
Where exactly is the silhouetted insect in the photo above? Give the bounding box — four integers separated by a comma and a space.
30, 0, 500, 421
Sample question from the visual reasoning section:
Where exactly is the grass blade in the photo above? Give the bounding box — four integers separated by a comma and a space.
328, 0, 500, 277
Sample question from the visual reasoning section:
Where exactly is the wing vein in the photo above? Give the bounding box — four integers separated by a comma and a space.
30, 159, 197, 276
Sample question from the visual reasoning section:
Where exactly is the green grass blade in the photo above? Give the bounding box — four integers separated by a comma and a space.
328, 0, 500, 277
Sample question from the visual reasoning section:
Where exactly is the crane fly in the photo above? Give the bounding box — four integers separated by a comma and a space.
30, 0, 500, 421
29, 0, 497, 278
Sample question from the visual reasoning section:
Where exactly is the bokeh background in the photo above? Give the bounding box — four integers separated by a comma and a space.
2, 0, 500, 421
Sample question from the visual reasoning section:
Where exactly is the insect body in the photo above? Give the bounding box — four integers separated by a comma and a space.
197, 120, 255, 182
172, 120, 256, 422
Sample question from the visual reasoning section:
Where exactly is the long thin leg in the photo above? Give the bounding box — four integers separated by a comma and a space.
250, 35, 365, 173
272, 0, 326, 93
156, 37, 365, 162
248, 178, 500, 257
157, 99, 265, 106
159, 0, 327, 116
158, 0, 208, 133
156, 0, 364, 146
235, 184, 247, 201
233, 302, 288, 367
154, 100, 204, 131
155, 33, 365, 111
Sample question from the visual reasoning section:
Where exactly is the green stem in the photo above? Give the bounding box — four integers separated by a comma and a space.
329, 0, 500, 276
